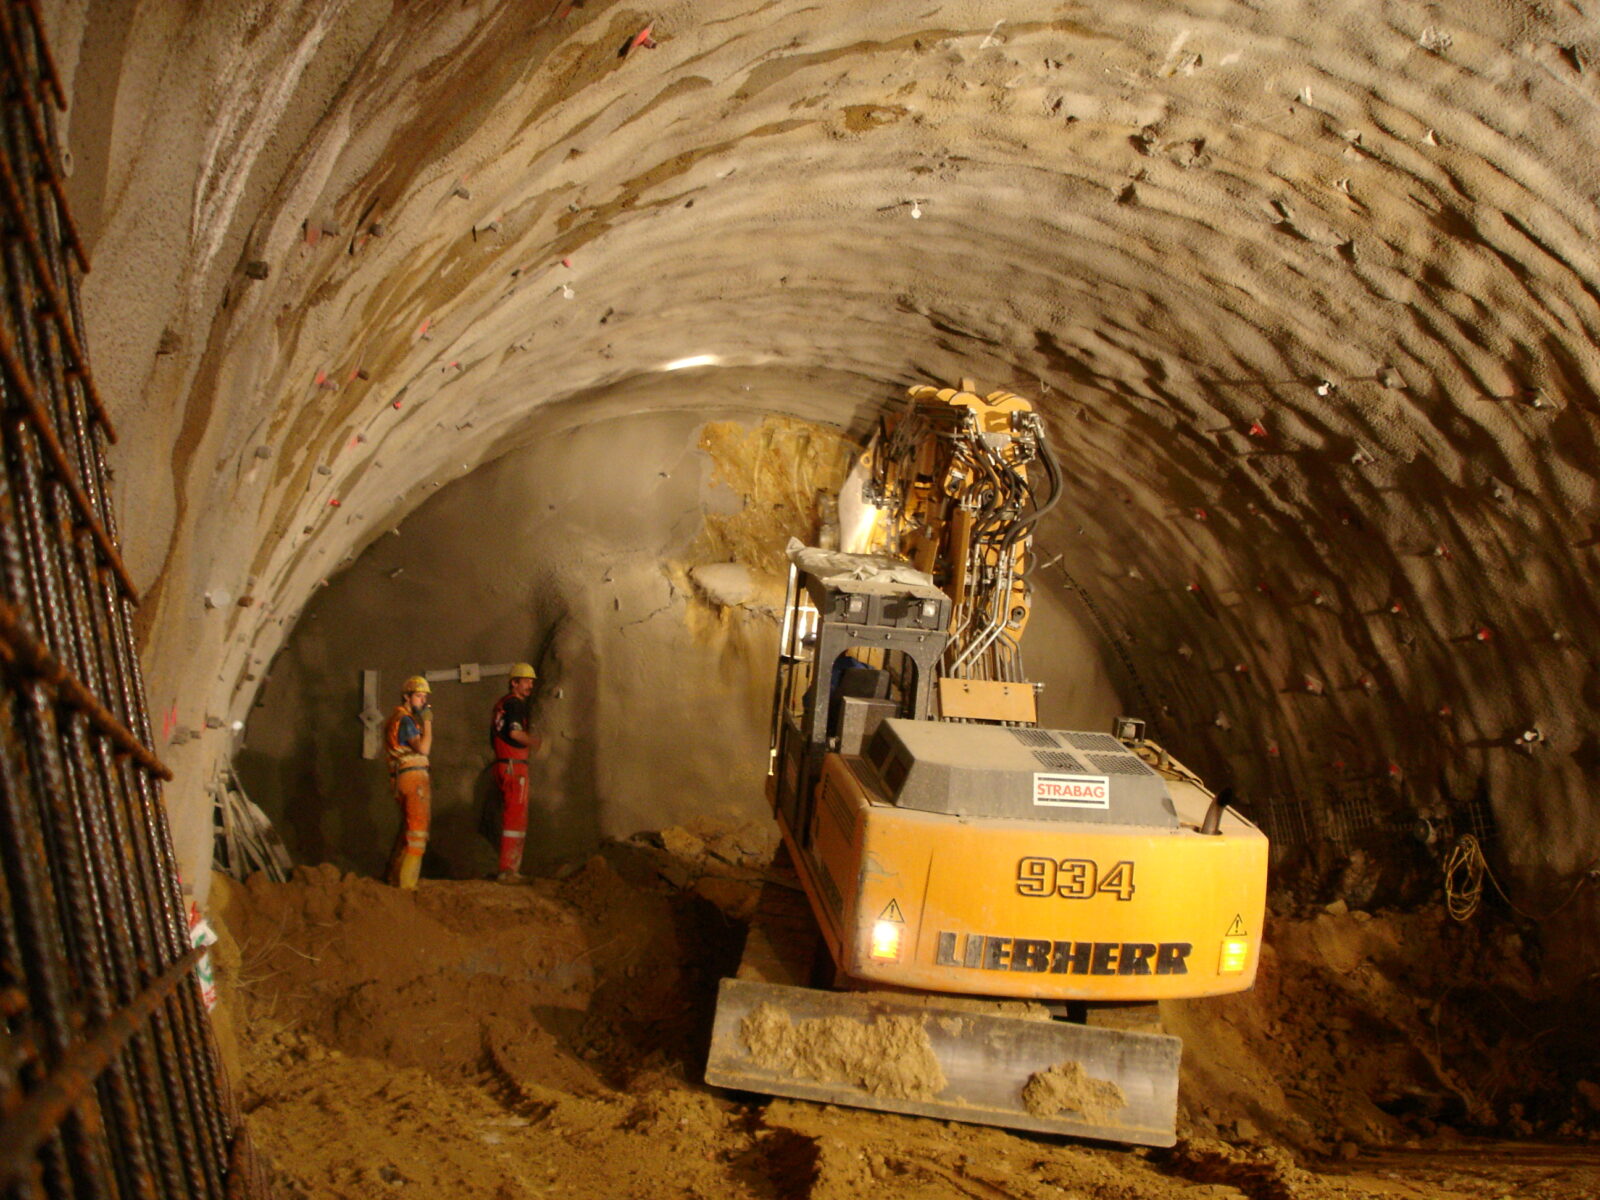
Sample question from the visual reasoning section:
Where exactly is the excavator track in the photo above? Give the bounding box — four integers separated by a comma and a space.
733, 847, 820, 989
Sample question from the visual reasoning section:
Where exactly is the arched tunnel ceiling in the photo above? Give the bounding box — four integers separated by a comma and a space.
49, 2, 1600, 944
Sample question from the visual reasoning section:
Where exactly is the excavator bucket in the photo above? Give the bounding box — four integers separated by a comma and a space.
705, 976, 1181, 1148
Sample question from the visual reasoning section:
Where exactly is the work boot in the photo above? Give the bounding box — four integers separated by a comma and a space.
397, 835, 426, 889
397, 856, 422, 890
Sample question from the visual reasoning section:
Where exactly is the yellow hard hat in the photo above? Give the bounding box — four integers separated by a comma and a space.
509, 662, 537, 680
402, 675, 431, 694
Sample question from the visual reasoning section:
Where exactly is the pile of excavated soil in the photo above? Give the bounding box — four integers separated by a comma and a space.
208, 836, 1600, 1200
1172, 902, 1600, 1157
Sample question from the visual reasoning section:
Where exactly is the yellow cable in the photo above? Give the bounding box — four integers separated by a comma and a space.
1444, 835, 1483, 922
1444, 834, 1598, 923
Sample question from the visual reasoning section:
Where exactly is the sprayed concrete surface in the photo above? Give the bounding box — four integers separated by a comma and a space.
235, 406, 1117, 875
48, 2, 1600, 974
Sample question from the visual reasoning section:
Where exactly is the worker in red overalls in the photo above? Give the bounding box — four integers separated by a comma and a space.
489, 663, 540, 879
383, 675, 434, 889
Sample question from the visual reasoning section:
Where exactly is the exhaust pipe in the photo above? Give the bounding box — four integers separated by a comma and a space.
1200, 787, 1235, 836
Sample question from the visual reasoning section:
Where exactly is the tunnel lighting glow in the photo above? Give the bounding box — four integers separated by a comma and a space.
869, 919, 903, 961
838, 450, 884, 554
662, 354, 720, 371
1218, 938, 1251, 975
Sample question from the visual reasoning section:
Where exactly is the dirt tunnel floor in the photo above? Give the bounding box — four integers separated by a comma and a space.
206, 830, 1600, 1199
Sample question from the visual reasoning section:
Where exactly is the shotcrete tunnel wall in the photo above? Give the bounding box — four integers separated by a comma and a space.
44, 2, 1600, 977
236, 402, 1122, 878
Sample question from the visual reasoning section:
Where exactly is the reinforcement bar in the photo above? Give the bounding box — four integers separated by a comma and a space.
0, 320, 139, 600
0, 595, 172, 780
0, 948, 201, 1194
0, 6, 262, 1199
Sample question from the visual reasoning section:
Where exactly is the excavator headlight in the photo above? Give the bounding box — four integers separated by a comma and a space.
1219, 938, 1251, 975
869, 920, 903, 962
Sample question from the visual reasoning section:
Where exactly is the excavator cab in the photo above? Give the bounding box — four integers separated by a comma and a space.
767, 545, 949, 850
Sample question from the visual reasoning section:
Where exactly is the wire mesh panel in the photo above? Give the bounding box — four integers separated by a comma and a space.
0, 3, 262, 1196
1256, 794, 1311, 866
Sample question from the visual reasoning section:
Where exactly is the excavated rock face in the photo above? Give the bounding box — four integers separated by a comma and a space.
48, 3, 1600, 971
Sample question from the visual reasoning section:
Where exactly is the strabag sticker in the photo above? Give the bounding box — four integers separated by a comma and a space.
1033, 773, 1110, 809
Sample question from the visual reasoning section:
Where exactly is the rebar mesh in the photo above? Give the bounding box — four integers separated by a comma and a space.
0, 4, 262, 1196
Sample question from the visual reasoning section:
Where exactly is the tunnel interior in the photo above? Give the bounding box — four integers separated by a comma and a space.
33, 0, 1600, 1195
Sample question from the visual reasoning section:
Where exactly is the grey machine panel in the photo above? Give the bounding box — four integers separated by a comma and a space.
863, 718, 1178, 828
707, 976, 1181, 1147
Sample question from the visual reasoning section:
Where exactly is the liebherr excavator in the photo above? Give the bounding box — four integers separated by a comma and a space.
705, 381, 1268, 1147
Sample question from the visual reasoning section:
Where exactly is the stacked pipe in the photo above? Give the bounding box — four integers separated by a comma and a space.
0, 3, 261, 1196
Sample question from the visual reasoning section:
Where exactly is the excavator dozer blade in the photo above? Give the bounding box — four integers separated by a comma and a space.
705, 976, 1180, 1148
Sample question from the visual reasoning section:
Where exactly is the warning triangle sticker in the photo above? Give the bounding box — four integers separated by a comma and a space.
1225, 914, 1247, 937
878, 899, 905, 924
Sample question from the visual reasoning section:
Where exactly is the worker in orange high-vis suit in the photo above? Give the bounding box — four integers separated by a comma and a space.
489, 663, 540, 880
384, 675, 434, 889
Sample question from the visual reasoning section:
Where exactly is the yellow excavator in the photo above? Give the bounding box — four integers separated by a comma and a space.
705, 381, 1268, 1147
